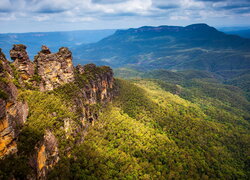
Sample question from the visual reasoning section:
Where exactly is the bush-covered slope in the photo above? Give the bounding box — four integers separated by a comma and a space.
48, 79, 250, 179
1, 42, 249, 178
115, 68, 250, 108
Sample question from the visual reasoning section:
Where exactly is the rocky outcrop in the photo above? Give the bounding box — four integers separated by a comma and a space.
1, 45, 115, 159
76, 64, 114, 104
74, 64, 115, 126
34, 46, 75, 91
10, 44, 34, 81
0, 48, 28, 158
34, 130, 59, 179
0, 44, 115, 179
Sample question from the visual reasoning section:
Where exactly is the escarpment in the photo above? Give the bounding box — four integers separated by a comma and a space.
0, 45, 115, 179
76, 63, 114, 104
0, 48, 28, 158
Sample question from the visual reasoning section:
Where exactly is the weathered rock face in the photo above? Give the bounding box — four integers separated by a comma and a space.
76, 64, 114, 104
10, 44, 34, 81
0, 48, 12, 75
0, 49, 28, 158
35, 46, 75, 91
74, 64, 115, 125
34, 130, 59, 179
0, 45, 116, 179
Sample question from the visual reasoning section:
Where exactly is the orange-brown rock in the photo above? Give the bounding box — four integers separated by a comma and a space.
74, 64, 115, 126
76, 64, 114, 104
0, 49, 28, 158
10, 44, 34, 81
35, 130, 59, 178
34, 46, 75, 91
0, 45, 116, 179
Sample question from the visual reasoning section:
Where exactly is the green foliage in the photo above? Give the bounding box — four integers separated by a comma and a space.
1, 64, 249, 179
75, 64, 112, 87
0, 154, 31, 180
19, 90, 76, 134
33, 65, 42, 82
0, 77, 8, 84
0, 87, 81, 179
53, 82, 80, 103
116, 68, 250, 122
0, 89, 8, 100
49, 79, 250, 179
226, 73, 250, 101
30, 74, 42, 84
114, 68, 144, 79
0, 127, 43, 179
18, 127, 43, 155
9, 63, 21, 88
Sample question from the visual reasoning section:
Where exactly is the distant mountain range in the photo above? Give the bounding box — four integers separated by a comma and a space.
0, 29, 115, 59
223, 29, 250, 39
1, 24, 250, 75
73, 24, 250, 74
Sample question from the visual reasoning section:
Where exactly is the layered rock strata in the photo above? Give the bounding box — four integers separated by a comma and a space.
0, 44, 115, 179
10, 44, 34, 81
35, 130, 59, 179
76, 63, 114, 104
34, 46, 75, 91
0, 48, 28, 157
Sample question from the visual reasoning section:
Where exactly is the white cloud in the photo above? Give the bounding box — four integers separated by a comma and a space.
1, 0, 250, 32
0, 0, 12, 12
170, 15, 189, 20
0, 12, 16, 21
33, 15, 50, 22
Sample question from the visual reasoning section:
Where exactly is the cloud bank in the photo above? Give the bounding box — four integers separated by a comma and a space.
1, 0, 250, 32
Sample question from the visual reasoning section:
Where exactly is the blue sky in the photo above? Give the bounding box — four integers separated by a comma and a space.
1, 0, 250, 33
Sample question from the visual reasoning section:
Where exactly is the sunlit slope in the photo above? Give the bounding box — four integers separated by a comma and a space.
50, 79, 250, 179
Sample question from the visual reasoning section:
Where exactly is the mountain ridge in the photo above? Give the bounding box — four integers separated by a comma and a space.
115, 23, 217, 34
73, 23, 250, 73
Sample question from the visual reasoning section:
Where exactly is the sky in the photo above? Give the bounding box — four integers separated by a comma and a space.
1, 0, 250, 33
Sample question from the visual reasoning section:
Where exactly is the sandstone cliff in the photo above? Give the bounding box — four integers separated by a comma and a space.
76, 63, 114, 104
0, 44, 115, 179
0, 48, 28, 158
10, 44, 34, 81
34, 46, 75, 91
35, 130, 59, 178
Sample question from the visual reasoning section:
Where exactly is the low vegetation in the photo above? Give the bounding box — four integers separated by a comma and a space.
48, 79, 250, 179
1, 65, 249, 179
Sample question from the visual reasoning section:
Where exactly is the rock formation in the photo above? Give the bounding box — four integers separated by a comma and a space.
76, 63, 114, 104
34, 46, 75, 91
10, 44, 34, 81
0, 44, 115, 179
74, 63, 115, 127
0, 48, 28, 157
35, 130, 59, 178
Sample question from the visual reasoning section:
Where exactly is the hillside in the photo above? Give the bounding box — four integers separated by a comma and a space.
115, 67, 250, 101
74, 24, 250, 73
0, 44, 250, 179
45, 79, 250, 179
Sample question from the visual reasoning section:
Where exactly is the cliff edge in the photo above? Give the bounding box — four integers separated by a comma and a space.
0, 45, 115, 179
